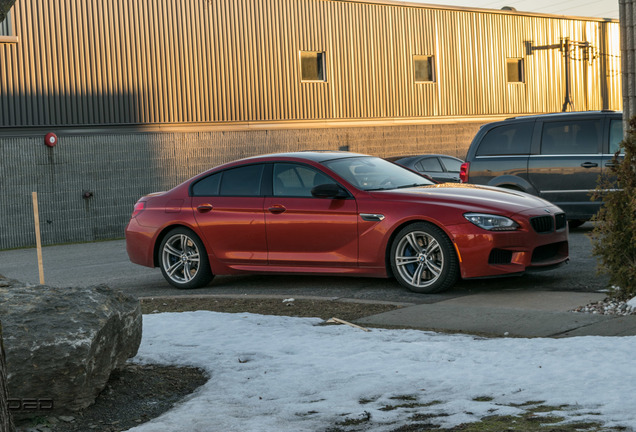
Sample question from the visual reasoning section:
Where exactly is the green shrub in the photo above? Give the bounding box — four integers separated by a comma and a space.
590, 116, 636, 300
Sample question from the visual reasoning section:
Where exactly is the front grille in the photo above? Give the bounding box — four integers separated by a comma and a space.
530, 215, 554, 233
555, 213, 566, 230
489, 249, 513, 265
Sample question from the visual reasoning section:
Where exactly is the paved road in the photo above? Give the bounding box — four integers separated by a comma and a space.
0, 222, 608, 304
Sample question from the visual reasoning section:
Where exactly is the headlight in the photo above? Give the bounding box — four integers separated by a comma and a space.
464, 213, 519, 231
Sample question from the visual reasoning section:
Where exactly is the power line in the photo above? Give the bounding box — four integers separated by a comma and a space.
549, 0, 608, 14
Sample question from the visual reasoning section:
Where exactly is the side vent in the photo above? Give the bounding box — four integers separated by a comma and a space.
488, 249, 513, 265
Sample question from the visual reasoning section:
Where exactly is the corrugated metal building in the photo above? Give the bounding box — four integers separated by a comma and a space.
0, 0, 623, 248
0, 0, 622, 126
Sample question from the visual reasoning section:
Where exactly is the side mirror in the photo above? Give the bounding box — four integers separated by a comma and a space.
311, 183, 348, 199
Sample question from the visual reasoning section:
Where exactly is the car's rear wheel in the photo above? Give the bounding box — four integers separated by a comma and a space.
159, 228, 214, 289
390, 222, 459, 293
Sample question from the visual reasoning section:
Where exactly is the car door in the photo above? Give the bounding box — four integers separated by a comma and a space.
527, 117, 603, 217
264, 162, 358, 267
191, 164, 268, 265
414, 157, 446, 183
439, 156, 462, 183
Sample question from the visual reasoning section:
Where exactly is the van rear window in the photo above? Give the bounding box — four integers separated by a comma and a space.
476, 123, 533, 156
540, 120, 601, 155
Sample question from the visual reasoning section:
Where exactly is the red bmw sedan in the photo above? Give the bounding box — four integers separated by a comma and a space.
125, 152, 569, 293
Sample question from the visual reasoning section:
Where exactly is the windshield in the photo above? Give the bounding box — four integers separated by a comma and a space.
322, 156, 434, 191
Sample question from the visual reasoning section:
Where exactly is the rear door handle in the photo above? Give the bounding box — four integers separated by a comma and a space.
268, 205, 286, 214
580, 162, 598, 168
197, 204, 213, 213
605, 162, 617, 167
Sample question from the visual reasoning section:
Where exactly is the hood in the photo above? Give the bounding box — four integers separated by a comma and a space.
370, 183, 557, 216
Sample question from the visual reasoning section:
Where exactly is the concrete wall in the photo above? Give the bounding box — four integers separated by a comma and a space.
0, 121, 484, 250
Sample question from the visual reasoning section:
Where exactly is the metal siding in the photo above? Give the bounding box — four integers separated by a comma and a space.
0, 0, 622, 128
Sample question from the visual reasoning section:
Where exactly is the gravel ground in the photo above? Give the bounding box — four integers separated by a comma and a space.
571, 297, 636, 316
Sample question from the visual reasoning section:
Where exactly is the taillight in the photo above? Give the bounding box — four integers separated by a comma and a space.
131, 201, 146, 217
459, 162, 470, 183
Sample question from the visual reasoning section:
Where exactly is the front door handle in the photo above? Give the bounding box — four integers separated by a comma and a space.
580, 162, 598, 168
268, 205, 286, 214
197, 204, 213, 213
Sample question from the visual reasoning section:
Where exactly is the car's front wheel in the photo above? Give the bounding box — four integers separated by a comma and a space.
390, 222, 459, 293
568, 219, 586, 229
159, 228, 214, 289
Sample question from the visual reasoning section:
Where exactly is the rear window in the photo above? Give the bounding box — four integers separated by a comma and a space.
415, 157, 443, 172
609, 119, 623, 154
540, 120, 601, 155
192, 164, 264, 197
191, 173, 221, 196
220, 165, 264, 196
476, 123, 533, 156
440, 157, 462, 172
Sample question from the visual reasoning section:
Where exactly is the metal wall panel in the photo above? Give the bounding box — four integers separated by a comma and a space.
0, 0, 622, 128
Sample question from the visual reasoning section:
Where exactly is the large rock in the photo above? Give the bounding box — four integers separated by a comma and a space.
1, 322, 15, 432
0, 276, 142, 417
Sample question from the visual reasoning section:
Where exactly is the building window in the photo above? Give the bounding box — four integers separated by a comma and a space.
0, 8, 18, 43
300, 51, 326, 82
414, 55, 435, 83
506, 58, 524, 83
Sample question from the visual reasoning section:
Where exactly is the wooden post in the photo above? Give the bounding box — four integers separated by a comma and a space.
31, 192, 45, 285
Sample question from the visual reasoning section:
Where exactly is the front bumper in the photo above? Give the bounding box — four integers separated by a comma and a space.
452, 210, 569, 279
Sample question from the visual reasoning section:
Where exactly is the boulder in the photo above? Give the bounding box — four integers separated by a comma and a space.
0, 276, 142, 418
1, 322, 15, 432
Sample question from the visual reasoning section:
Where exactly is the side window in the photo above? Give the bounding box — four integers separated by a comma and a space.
0, 8, 18, 43
476, 123, 533, 156
219, 164, 264, 196
415, 157, 443, 172
300, 51, 326, 82
609, 119, 623, 154
440, 157, 462, 173
413, 55, 435, 83
273, 163, 336, 197
192, 172, 221, 196
540, 120, 601, 155
506, 58, 524, 83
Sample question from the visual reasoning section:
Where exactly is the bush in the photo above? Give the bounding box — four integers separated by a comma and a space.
590, 116, 636, 300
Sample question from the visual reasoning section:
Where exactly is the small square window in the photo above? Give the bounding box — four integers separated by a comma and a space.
300, 51, 326, 82
506, 58, 524, 83
414, 55, 435, 83
0, 8, 18, 43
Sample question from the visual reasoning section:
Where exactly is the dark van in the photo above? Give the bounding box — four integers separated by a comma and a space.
460, 111, 623, 227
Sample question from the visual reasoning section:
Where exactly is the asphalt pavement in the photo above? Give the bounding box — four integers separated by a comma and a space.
2, 222, 635, 338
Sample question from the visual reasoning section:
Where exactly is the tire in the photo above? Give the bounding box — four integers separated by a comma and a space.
158, 227, 214, 289
567, 219, 586, 229
390, 222, 459, 293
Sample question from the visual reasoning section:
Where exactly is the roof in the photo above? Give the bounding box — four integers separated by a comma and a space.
239, 151, 371, 164
331, 0, 619, 22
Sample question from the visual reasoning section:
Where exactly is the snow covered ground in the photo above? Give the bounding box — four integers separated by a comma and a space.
127, 311, 636, 432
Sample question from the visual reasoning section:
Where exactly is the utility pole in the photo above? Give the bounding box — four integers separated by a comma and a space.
525, 38, 591, 112
620, 0, 636, 125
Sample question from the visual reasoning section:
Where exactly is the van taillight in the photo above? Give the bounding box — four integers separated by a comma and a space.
459, 162, 469, 183
131, 201, 146, 217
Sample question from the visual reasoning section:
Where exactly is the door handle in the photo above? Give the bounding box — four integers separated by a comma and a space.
196, 204, 213, 213
580, 162, 598, 168
268, 205, 286, 214
605, 162, 617, 167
